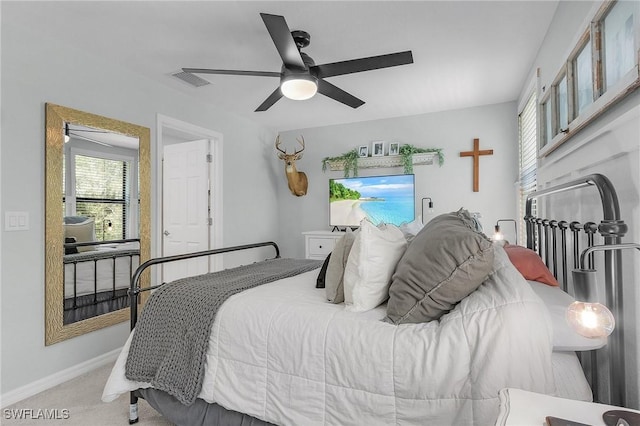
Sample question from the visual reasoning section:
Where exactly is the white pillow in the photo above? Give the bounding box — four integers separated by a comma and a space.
64, 218, 96, 252
343, 219, 407, 312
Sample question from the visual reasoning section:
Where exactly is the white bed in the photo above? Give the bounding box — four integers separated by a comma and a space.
103, 245, 593, 425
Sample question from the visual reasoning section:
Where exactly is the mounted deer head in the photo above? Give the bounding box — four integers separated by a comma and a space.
276, 135, 308, 197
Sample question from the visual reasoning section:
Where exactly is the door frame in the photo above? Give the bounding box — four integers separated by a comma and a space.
156, 114, 224, 272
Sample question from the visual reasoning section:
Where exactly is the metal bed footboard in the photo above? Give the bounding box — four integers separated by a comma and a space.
63, 238, 140, 323
525, 173, 627, 407
126, 241, 280, 424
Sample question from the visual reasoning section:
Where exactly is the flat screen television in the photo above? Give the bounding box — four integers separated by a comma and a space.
329, 174, 415, 228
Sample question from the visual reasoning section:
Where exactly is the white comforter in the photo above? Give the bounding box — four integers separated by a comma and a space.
103, 247, 556, 425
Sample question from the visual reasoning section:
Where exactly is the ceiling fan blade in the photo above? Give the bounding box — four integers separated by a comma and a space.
312, 51, 414, 78
182, 68, 281, 78
260, 13, 306, 69
255, 87, 284, 112
317, 79, 365, 109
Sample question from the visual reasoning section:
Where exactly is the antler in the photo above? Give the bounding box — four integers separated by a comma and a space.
275, 135, 287, 154
294, 135, 305, 155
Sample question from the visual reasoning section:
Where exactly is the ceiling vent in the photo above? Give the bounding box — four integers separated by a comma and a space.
171, 71, 210, 87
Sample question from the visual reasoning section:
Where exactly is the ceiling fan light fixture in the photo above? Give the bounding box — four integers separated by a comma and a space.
280, 74, 318, 101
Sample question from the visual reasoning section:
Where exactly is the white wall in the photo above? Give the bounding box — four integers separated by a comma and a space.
0, 14, 279, 396
276, 101, 519, 258
522, 0, 640, 408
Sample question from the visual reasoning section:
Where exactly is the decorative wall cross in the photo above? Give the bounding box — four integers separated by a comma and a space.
459, 138, 493, 192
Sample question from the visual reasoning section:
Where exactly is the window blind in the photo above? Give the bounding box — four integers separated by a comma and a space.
74, 155, 129, 240
518, 90, 537, 244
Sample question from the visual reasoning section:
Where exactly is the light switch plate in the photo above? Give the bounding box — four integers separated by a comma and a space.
5, 211, 29, 231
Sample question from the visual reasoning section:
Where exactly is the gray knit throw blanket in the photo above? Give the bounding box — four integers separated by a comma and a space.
125, 257, 322, 405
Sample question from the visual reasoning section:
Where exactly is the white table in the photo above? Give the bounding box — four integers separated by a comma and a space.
496, 388, 640, 426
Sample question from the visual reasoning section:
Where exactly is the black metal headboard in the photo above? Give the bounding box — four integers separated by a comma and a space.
525, 173, 628, 407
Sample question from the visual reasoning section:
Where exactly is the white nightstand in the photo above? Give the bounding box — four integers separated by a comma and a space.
302, 230, 345, 260
496, 388, 640, 426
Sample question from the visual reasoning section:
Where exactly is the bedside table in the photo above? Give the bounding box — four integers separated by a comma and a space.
302, 230, 345, 260
496, 388, 640, 426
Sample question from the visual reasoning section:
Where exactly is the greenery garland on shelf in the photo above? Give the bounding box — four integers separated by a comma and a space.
321, 145, 444, 177
398, 144, 444, 174
321, 149, 360, 177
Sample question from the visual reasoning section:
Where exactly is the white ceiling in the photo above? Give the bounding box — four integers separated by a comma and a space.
11, 1, 559, 131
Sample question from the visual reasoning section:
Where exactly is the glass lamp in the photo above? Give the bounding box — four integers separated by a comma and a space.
566, 300, 615, 338
493, 219, 517, 244
493, 225, 504, 241
569, 243, 640, 338
421, 197, 434, 224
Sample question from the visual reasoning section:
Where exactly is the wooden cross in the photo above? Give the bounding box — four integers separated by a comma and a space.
459, 138, 493, 192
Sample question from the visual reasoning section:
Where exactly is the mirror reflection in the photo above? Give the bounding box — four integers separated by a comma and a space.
62, 123, 140, 324
45, 103, 150, 345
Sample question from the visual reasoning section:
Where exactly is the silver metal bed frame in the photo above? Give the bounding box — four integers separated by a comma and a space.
525, 173, 628, 407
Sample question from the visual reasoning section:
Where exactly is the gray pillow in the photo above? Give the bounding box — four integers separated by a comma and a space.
385, 208, 494, 324
325, 230, 357, 303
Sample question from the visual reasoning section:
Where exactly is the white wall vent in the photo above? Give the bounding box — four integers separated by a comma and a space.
171, 71, 210, 87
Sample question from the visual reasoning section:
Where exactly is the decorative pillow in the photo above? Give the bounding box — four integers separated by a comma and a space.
64, 215, 90, 224
399, 216, 424, 242
316, 253, 331, 288
386, 208, 494, 324
503, 244, 559, 287
64, 218, 95, 252
64, 237, 78, 255
325, 229, 357, 303
343, 220, 407, 312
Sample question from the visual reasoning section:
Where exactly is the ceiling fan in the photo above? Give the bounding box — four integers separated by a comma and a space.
182, 13, 414, 112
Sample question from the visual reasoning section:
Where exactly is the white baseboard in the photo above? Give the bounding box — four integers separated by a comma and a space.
0, 348, 121, 408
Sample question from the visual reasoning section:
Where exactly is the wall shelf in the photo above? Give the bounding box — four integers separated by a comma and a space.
326, 152, 437, 172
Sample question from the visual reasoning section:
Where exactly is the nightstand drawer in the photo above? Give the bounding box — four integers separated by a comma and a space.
302, 231, 345, 260
307, 237, 335, 256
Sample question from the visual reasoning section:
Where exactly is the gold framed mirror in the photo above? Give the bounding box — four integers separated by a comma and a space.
45, 103, 150, 345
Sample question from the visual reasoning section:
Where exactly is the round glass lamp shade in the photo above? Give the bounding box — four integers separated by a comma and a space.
566, 301, 615, 338
281, 75, 318, 100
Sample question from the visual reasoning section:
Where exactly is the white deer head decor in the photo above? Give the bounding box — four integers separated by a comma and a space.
275, 135, 308, 197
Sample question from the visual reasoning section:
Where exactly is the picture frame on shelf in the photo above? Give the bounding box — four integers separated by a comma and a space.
389, 142, 400, 156
372, 141, 385, 157
358, 145, 369, 157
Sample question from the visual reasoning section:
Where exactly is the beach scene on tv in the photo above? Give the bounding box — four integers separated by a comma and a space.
329, 174, 415, 228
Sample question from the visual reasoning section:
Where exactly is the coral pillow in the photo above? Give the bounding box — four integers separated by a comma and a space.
503, 244, 559, 287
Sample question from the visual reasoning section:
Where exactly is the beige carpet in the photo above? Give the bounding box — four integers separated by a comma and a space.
2, 363, 172, 425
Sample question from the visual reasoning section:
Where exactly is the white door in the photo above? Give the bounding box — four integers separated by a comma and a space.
162, 139, 210, 283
